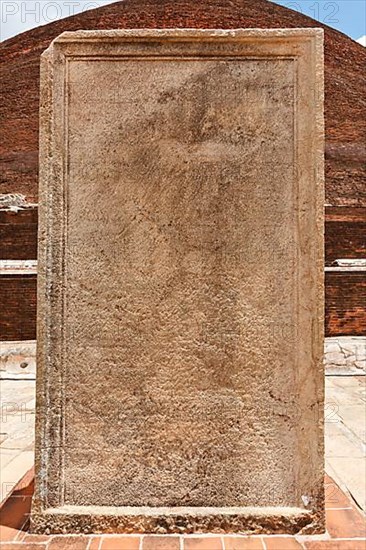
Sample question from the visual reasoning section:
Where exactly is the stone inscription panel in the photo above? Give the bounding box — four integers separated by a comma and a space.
65, 57, 297, 507
34, 30, 324, 526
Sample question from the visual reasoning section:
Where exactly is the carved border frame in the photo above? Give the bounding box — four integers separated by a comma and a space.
33, 29, 324, 534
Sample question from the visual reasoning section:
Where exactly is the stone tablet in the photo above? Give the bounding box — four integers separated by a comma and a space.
32, 29, 324, 534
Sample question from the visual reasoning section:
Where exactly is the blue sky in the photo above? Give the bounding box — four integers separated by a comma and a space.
272, 0, 366, 41
1, 0, 365, 42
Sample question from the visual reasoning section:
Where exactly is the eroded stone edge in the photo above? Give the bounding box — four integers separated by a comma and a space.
31, 508, 324, 535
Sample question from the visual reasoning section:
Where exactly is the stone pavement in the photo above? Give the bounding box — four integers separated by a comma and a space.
0, 379, 35, 504
1, 376, 365, 549
325, 376, 366, 511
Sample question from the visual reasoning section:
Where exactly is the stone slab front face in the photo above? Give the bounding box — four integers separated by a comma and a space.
32, 29, 324, 534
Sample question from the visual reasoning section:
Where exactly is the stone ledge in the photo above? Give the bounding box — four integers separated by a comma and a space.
30, 505, 324, 535
0, 340, 36, 379
0, 260, 37, 275
0, 193, 37, 212
325, 337, 366, 374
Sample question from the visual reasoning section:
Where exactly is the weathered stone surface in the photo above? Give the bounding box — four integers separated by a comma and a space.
31, 29, 324, 534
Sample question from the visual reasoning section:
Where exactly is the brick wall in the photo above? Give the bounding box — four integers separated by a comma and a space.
324, 207, 365, 337
0, 206, 365, 340
325, 207, 366, 266
0, 209, 38, 260
0, 274, 37, 341
325, 270, 366, 336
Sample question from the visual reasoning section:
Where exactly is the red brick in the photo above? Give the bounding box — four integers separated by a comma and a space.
304, 541, 366, 550
0, 274, 37, 341
224, 536, 264, 549
0, 208, 38, 260
143, 536, 181, 550
89, 536, 103, 549
325, 270, 366, 336
325, 217, 366, 266
101, 535, 141, 549
0, 525, 21, 542
13, 466, 35, 493
0, 545, 47, 549
0, 469, 34, 532
264, 537, 303, 549
184, 537, 223, 550
22, 534, 52, 543
326, 507, 366, 538
47, 535, 90, 549
324, 479, 353, 509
